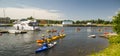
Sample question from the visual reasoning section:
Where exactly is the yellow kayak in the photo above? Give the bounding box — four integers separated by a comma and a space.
59, 34, 66, 38
51, 36, 60, 40
36, 34, 66, 43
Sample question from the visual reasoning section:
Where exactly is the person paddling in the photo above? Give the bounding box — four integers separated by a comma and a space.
41, 34, 45, 40
48, 34, 52, 39
41, 34, 49, 47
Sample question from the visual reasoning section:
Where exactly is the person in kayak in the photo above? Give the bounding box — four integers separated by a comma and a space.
57, 32, 60, 36
41, 34, 49, 47
41, 34, 45, 40
48, 34, 52, 39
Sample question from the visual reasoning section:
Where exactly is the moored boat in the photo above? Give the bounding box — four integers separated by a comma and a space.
13, 19, 40, 31
8, 30, 27, 34
88, 35, 96, 38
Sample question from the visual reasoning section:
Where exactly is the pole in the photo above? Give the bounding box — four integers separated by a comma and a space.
3, 8, 6, 17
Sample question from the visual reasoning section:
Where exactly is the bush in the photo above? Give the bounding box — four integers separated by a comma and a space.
112, 11, 120, 34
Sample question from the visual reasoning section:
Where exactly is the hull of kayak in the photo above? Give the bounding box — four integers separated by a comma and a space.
35, 45, 48, 53
35, 42, 57, 53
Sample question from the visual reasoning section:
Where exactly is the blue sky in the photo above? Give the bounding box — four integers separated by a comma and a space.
0, 0, 120, 21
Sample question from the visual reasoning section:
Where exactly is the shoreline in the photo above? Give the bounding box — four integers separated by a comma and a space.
62, 24, 112, 27
42, 24, 112, 27
0, 24, 112, 27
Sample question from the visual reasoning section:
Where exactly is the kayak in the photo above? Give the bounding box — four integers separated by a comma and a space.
36, 40, 44, 43
51, 36, 60, 40
36, 38, 52, 43
35, 42, 57, 53
36, 34, 66, 43
59, 34, 66, 38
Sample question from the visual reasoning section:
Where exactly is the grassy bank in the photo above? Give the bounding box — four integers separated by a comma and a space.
90, 35, 120, 56
96, 24, 112, 27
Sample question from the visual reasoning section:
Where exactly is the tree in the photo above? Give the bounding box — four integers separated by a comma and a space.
96, 18, 104, 24
76, 20, 80, 24
112, 11, 120, 34
27, 16, 34, 20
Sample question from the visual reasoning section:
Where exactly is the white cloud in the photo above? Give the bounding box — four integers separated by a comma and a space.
0, 7, 64, 20
49, 10, 59, 12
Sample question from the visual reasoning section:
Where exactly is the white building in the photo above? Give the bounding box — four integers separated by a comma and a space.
87, 22, 92, 25
62, 20, 73, 24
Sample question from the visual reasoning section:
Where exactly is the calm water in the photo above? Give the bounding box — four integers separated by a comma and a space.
0, 26, 112, 56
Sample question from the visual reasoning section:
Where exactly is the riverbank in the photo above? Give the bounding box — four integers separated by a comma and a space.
41, 24, 112, 27
90, 35, 120, 56
0, 24, 112, 27
58, 24, 112, 27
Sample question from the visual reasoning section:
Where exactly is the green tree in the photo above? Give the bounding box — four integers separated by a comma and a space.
103, 21, 110, 24
96, 18, 104, 24
27, 16, 34, 20
76, 20, 80, 24
10, 19, 17, 23
112, 11, 120, 34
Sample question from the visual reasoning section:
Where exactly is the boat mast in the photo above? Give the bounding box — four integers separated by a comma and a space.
3, 8, 6, 17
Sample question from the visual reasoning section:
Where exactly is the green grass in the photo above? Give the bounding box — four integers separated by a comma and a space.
90, 35, 120, 56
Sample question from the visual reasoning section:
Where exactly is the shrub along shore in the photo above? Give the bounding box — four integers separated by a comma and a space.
90, 35, 120, 56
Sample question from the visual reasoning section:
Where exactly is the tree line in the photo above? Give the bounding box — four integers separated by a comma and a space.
28, 16, 112, 24
74, 19, 112, 24
9, 16, 112, 24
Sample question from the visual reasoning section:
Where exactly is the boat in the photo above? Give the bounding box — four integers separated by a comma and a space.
35, 42, 57, 53
88, 35, 96, 38
36, 39, 44, 43
59, 34, 66, 38
13, 19, 40, 31
51, 36, 60, 40
8, 30, 27, 34
0, 30, 8, 33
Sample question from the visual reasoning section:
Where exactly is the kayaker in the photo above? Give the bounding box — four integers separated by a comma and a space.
48, 35, 52, 39
41, 34, 49, 47
57, 32, 60, 36
41, 34, 45, 40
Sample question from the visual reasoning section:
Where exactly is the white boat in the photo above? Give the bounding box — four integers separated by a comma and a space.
88, 35, 96, 38
8, 30, 27, 34
13, 19, 40, 31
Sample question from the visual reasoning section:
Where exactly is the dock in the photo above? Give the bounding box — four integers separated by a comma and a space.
0, 30, 8, 33
0, 30, 27, 34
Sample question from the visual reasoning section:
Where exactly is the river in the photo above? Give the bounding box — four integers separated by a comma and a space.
0, 26, 112, 56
